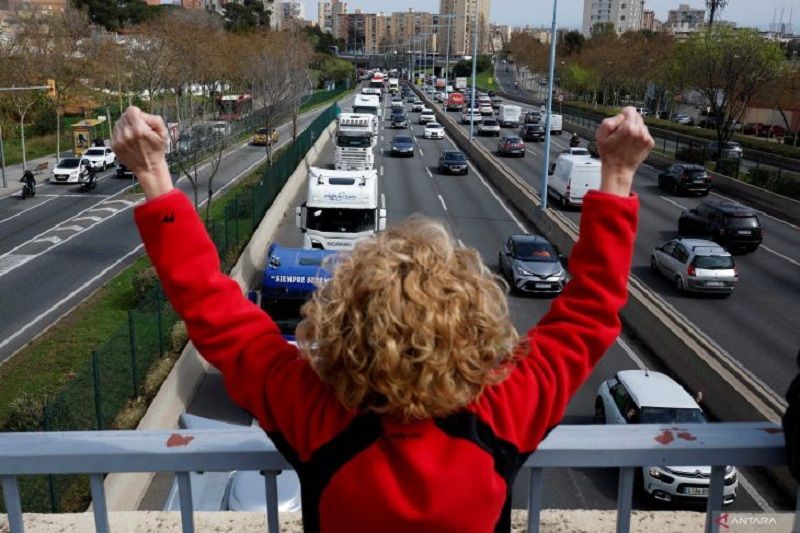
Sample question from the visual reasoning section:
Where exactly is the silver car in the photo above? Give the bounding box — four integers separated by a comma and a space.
650, 238, 737, 295
498, 234, 565, 294
595, 370, 738, 505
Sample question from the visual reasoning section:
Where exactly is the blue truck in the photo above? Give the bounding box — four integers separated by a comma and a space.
251, 244, 337, 340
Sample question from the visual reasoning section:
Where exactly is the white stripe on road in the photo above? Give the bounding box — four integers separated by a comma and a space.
458, 238, 465, 248
761, 245, 800, 268
0, 196, 57, 225
33, 236, 62, 245
0, 254, 34, 277
0, 244, 144, 353
381, 193, 386, 210
469, 163, 527, 233
426, 167, 433, 178
437, 194, 447, 211
616, 337, 646, 370
526, 149, 538, 156
659, 196, 689, 211
54, 225, 84, 232
380, 165, 384, 176
72, 216, 102, 223
709, 191, 799, 230
737, 471, 773, 513
418, 148, 424, 157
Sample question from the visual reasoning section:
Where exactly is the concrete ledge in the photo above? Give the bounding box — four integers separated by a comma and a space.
101, 120, 338, 512
2, 510, 794, 532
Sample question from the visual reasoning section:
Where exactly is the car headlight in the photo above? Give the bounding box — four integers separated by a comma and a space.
725, 465, 735, 476
648, 467, 670, 480
516, 265, 534, 276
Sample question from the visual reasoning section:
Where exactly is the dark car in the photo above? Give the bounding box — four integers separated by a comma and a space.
487, 90, 497, 97
438, 150, 469, 175
658, 164, 711, 196
498, 234, 565, 294
116, 161, 134, 179
391, 114, 408, 128
524, 111, 541, 124
678, 200, 763, 252
390, 135, 415, 157
519, 124, 545, 142
498, 135, 525, 157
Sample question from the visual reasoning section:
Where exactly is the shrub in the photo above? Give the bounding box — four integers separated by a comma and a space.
3, 393, 47, 432
132, 265, 159, 304
169, 320, 188, 355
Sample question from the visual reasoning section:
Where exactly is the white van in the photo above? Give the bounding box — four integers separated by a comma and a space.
498, 105, 522, 127
548, 114, 563, 135
546, 155, 602, 209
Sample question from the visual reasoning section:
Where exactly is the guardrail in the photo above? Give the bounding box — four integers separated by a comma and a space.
0, 423, 794, 533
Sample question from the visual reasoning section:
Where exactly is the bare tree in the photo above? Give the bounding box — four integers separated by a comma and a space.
705, 0, 729, 27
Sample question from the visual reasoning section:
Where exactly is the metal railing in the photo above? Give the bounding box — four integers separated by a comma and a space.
0, 423, 796, 533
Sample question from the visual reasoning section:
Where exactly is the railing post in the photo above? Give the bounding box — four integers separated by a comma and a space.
176, 472, 195, 533
704, 465, 725, 533
89, 474, 110, 533
1, 476, 24, 533
128, 310, 138, 398
526, 467, 544, 533
42, 402, 58, 512
262, 470, 280, 533
615, 467, 635, 533
91, 350, 104, 430
156, 287, 164, 358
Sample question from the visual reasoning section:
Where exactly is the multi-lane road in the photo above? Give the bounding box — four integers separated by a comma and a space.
152, 91, 789, 513
0, 105, 334, 362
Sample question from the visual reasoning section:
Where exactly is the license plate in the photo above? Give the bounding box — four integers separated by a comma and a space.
737, 230, 751, 235
705, 281, 723, 287
684, 487, 709, 496
534, 283, 550, 289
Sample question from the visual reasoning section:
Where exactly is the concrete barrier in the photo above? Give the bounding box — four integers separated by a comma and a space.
417, 87, 793, 490
102, 120, 338, 512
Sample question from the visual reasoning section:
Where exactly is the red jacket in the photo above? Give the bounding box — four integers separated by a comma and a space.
135, 189, 638, 533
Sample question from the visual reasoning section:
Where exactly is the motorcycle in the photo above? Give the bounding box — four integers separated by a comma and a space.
19, 171, 36, 199
78, 169, 97, 192
569, 134, 581, 148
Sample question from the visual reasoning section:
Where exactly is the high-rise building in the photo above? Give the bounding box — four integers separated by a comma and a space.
581, 0, 646, 36
437, 0, 492, 56
666, 3, 706, 33
339, 10, 388, 54
318, 2, 332, 31
274, 1, 305, 28
331, 0, 348, 39
385, 9, 437, 51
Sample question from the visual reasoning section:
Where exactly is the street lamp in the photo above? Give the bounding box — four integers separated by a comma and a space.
469, 2, 481, 140
540, 0, 559, 211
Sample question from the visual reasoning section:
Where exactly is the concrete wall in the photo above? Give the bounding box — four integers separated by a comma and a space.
102, 120, 338, 512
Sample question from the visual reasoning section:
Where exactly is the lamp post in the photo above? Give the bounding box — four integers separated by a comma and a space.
469, 1, 480, 140
540, 0, 558, 211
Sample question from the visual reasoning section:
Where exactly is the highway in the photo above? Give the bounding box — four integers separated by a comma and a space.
148, 90, 789, 513
437, 68, 800, 409
0, 105, 335, 362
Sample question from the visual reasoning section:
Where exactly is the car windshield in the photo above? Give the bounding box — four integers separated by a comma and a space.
726, 216, 759, 229
57, 159, 80, 169
483, 120, 498, 126
445, 153, 465, 162
393, 136, 413, 144
426, 123, 441, 129
640, 407, 706, 424
505, 137, 522, 144
336, 135, 371, 148
692, 255, 734, 269
85, 149, 104, 156
307, 208, 376, 233
256, 128, 269, 134
515, 242, 557, 262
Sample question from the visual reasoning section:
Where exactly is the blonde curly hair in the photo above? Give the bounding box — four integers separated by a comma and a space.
295, 216, 519, 420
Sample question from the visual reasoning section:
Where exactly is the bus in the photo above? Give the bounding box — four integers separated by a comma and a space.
215, 94, 253, 121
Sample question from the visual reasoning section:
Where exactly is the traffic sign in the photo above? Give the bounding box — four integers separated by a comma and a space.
557, 94, 564, 103
488, 77, 493, 86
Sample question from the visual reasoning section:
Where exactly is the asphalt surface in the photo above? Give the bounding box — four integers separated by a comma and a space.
448, 67, 800, 408
0, 105, 335, 362
151, 90, 789, 513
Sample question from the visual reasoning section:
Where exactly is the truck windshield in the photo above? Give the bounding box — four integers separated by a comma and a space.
262, 298, 305, 336
353, 106, 378, 115
337, 135, 372, 148
307, 208, 376, 233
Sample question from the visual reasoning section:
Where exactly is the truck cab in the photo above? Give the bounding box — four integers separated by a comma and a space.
335, 113, 377, 171
353, 94, 381, 116
296, 167, 386, 250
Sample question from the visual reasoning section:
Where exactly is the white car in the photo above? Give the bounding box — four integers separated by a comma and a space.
423, 122, 445, 139
461, 110, 482, 124
435, 91, 447, 102
478, 119, 501, 136
411, 100, 424, 112
81, 147, 116, 171
479, 104, 494, 116
419, 111, 436, 125
391, 101, 404, 110
478, 95, 492, 105
595, 370, 738, 505
560, 147, 591, 157
52, 157, 92, 184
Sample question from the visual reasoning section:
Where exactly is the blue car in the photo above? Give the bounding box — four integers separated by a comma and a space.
390, 135, 415, 157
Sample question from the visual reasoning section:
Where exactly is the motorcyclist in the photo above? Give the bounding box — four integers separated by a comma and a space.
570, 132, 581, 147
92, 138, 105, 147
19, 170, 36, 198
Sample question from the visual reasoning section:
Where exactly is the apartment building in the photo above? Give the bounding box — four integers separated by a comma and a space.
437, 0, 492, 56
338, 10, 387, 54
666, 3, 706, 33
581, 0, 646, 36
318, 2, 331, 31
386, 9, 437, 51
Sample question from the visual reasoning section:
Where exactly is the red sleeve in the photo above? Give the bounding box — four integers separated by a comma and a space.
469, 191, 639, 452
134, 190, 352, 461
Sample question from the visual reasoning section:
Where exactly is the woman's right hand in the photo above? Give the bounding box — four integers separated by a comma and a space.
596, 107, 655, 197
112, 106, 173, 200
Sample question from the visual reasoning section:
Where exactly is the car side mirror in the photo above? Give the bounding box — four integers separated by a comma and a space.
548, 164, 555, 176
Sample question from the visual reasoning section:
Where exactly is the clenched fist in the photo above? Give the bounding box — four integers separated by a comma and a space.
112, 106, 173, 200
596, 107, 655, 197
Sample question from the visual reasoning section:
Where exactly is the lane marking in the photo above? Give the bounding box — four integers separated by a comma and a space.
0, 244, 144, 353
709, 191, 799, 230
458, 238, 465, 247
380, 165, 385, 177
72, 216, 102, 223
469, 163, 527, 233
33, 236, 61, 245
419, 148, 424, 157
426, 167, 433, 178
737, 471, 773, 513
0, 254, 34, 277
0, 197, 57, 225
526, 149, 538, 156
88, 207, 118, 215
659, 195, 689, 211
54, 225, 84, 232
761, 244, 800, 268
381, 193, 386, 210
616, 337, 646, 370
437, 194, 448, 211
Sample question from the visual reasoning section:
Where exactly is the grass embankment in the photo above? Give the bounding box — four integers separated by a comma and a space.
474, 70, 494, 92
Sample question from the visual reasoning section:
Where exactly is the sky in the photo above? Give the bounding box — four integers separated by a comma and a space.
303, 0, 797, 31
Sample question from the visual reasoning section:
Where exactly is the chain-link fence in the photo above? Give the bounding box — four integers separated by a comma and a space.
1, 101, 342, 514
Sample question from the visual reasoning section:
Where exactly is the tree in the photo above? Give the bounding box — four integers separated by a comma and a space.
672, 27, 785, 162
705, 0, 728, 27
72, 0, 160, 31
224, 0, 271, 33
561, 31, 585, 56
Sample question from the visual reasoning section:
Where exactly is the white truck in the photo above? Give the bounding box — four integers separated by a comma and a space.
353, 94, 381, 116
547, 113, 563, 135
388, 78, 400, 94
498, 105, 522, 128
334, 113, 378, 171
296, 167, 386, 251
